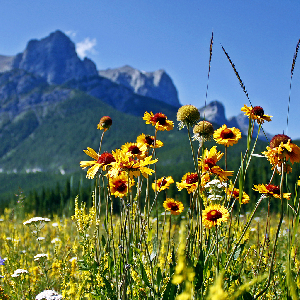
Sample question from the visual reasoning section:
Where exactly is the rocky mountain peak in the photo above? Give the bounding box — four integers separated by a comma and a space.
12, 30, 98, 84
99, 65, 180, 107
199, 100, 227, 125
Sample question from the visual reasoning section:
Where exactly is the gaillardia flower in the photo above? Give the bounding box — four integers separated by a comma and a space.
262, 134, 300, 172
136, 133, 163, 148
213, 124, 242, 147
177, 104, 200, 129
80, 148, 116, 179
177, 172, 199, 194
143, 111, 174, 131
163, 198, 184, 215
193, 120, 214, 142
109, 172, 135, 198
97, 116, 112, 131
109, 149, 157, 178
202, 204, 229, 228
121, 142, 147, 160
241, 104, 272, 124
227, 186, 250, 204
152, 176, 174, 192
253, 183, 291, 200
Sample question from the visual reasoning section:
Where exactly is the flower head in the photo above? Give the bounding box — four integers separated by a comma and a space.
121, 142, 147, 159
202, 204, 229, 228
253, 183, 291, 200
193, 120, 214, 142
136, 133, 163, 148
227, 186, 250, 204
11, 268, 28, 277
0, 256, 5, 266
80, 148, 116, 179
241, 104, 272, 124
35, 290, 63, 300
213, 124, 242, 147
177, 172, 199, 194
109, 172, 135, 198
97, 116, 112, 131
143, 111, 174, 131
262, 134, 300, 173
177, 105, 200, 129
23, 217, 51, 226
163, 198, 184, 215
152, 176, 174, 192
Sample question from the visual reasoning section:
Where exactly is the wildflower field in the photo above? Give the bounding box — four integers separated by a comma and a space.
1, 36, 300, 299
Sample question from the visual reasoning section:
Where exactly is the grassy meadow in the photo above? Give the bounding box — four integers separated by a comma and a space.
1, 37, 300, 300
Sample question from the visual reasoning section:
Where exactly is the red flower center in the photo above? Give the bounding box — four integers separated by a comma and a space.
204, 158, 216, 169
128, 145, 141, 155
206, 210, 222, 221
253, 106, 264, 117
150, 113, 167, 125
270, 134, 291, 148
266, 184, 280, 195
220, 128, 234, 139
232, 190, 240, 198
114, 180, 127, 192
145, 135, 155, 146
99, 116, 112, 128
159, 178, 167, 187
185, 173, 198, 184
168, 203, 179, 211
97, 152, 116, 165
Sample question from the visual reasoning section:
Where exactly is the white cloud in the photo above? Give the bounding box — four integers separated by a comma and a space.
65, 30, 77, 38
76, 37, 97, 59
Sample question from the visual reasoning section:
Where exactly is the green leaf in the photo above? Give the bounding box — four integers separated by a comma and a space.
102, 276, 117, 300
140, 261, 151, 287
194, 249, 204, 290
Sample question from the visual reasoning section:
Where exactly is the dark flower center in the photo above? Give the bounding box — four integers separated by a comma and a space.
168, 203, 179, 211
253, 106, 264, 117
270, 134, 291, 148
150, 113, 167, 125
97, 152, 116, 165
266, 184, 280, 195
145, 135, 155, 146
114, 180, 127, 192
128, 145, 141, 155
159, 178, 167, 187
185, 173, 198, 184
99, 116, 112, 128
232, 190, 240, 198
220, 128, 234, 139
206, 210, 222, 221
204, 158, 216, 169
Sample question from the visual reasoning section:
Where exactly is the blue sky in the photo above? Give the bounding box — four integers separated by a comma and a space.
1, 0, 300, 138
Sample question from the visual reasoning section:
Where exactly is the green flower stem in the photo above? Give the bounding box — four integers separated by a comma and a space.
225, 195, 265, 270
254, 163, 285, 299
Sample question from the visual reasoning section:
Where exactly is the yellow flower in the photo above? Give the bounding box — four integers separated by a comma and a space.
213, 124, 242, 146
121, 142, 147, 159
177, 172, 199, 194
253, 183, 291, 200
241, 104, 272, 124
143, 111, 174, 131
202, 204, 229, 228
97, 116, 112, 131
109, 149, 157, 178
227, 186, 250, 204
136, 133, 164, 148
80, 148, 116, 179
152, 176, 174, 192
109, 172, 135, 198
163, 198, 184, 215
262, 134, 300, 172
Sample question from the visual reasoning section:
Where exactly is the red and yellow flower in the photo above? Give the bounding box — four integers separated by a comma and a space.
152, 176, 174, 192
136, 133, 164, 149
121, 142, 147, 159
213, 124, 242, 147
202, 204, 229, 228
253, 183, 291, 200
80, 148, 116, 179
227, 186, 250, 204
241, 104, 272, 124
109, 172, 135, 198
176, 172, 199, 194
143, 112, 174, 131
97, 116, 112, 131
163, 198, 184, 215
